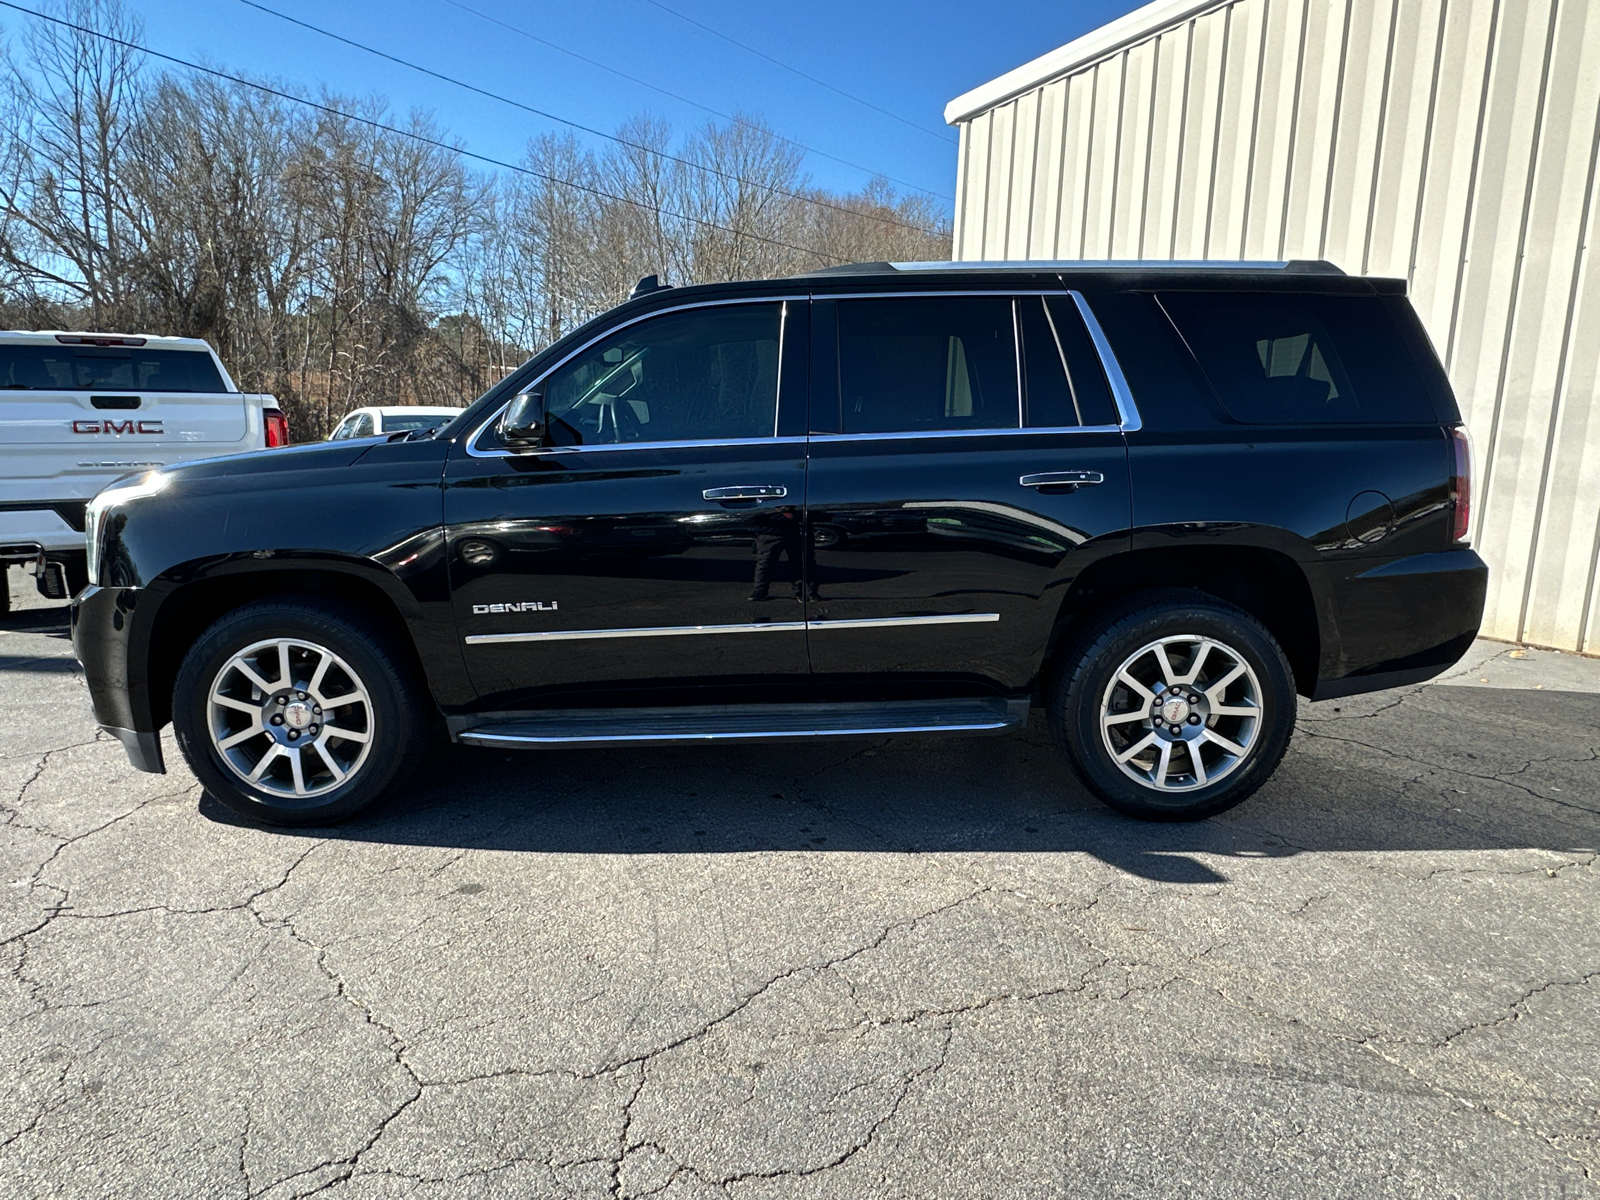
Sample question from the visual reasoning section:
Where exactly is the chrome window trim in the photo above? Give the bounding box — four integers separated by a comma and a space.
466, 295, 805, 459
468, 434, 809, 458
825, 289, 1140, 437
1068, 291, 1143, 433
1012, 297, 1024, 428
1039, 295, 1087, 426
773, 300, 787, 440
808, 424, 1122, 445
463, 611, 999, 646
464, 288, 1140, 455
823, 289, 1066, 300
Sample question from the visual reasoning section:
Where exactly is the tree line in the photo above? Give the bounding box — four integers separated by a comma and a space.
0, 0, 950, 439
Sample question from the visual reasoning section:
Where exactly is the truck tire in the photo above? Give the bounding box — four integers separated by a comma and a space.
1050, 590, 1296, 821
172, 598, 429, 826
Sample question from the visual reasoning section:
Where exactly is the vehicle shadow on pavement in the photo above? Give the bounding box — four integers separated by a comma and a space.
0, 607, 72, 638
197, 688, 1600, 884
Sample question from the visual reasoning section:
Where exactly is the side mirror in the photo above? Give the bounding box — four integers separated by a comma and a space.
501, 390, 545, 445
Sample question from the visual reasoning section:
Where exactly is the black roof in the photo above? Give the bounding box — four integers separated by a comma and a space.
612, 259, 1402, 306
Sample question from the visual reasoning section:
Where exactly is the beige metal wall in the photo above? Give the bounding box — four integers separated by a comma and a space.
951, 0, 1600, 652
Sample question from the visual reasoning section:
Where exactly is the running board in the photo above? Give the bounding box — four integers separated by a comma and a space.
451, 697, 1029, 749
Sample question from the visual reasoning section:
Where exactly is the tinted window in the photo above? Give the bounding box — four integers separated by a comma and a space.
542, 304, 779, 445
1019, 296, 1119, 427
382, 413, 451, 432
351, 413, 375, 437
0, 344, 226, 392
837, 297, 1017, 434
1160, 292, 1435, 424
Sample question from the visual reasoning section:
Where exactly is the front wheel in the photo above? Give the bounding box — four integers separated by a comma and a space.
1051, 592, 1297, 821
173, 598, 429, 825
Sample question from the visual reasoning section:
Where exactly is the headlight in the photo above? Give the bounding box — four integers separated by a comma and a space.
85, 471, 169, 586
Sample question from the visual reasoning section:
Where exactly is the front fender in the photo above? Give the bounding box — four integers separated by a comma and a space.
83, 439, 472, 739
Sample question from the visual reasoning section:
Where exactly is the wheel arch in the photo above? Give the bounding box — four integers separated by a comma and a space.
1044, 545, 1321, 697
139, 559, 441, 730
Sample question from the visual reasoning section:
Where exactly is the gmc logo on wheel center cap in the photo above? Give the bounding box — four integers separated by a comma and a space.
72, 420, 164, 434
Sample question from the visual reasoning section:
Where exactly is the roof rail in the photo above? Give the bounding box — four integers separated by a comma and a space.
793, 259, 1345, 277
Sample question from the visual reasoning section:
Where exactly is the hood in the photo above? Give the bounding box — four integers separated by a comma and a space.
157, 438, 377, 483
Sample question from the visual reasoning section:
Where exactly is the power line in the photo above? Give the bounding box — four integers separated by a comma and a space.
436, 0, 954, 203
0, 0, 844, 265
238, 0, 944, 238
640, 0, 957, 146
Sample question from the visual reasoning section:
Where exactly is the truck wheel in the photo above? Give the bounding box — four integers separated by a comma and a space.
1050, 591, 1296, 821
172, 599, 429, 826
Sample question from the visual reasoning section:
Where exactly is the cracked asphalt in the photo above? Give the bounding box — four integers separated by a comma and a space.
2, 563, 1597, 1198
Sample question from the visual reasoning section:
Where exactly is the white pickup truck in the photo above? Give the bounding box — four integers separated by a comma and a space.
0, 331, 286, 608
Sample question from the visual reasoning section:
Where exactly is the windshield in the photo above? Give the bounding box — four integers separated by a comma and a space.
0, 344, 227, 392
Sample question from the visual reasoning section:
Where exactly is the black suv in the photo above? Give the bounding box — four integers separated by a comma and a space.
71, 261, 1486, 825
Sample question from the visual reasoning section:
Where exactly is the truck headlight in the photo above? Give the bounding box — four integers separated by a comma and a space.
85, 471, 169, 586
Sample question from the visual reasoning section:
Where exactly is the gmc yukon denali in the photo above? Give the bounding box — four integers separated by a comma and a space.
71, 261, 1487, 825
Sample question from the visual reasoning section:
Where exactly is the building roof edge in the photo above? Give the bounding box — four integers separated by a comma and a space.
943, 0, 1228, 125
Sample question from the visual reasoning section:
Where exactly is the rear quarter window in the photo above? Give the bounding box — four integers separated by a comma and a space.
1158, 292, 1436, 425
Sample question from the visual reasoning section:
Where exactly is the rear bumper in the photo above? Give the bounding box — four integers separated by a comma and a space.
0, 505, 85, 554
71, 583, 166, 773
1312, 547, 1488, 700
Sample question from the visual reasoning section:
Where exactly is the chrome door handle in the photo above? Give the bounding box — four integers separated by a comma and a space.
1020, 471, 1105, 489
703, 484, 788, 501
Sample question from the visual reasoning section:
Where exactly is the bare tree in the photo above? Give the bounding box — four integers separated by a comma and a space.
0, 0, 951, 439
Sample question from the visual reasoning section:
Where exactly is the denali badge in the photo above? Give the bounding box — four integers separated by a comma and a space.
473, 601, 558, 614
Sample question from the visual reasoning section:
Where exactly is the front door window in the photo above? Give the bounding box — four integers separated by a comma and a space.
541, 305, 781, 446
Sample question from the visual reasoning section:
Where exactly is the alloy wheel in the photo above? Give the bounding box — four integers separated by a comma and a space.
206, 637, 375, 799
1098, 634, 1263, 792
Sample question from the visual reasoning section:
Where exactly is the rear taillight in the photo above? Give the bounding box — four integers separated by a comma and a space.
265, 408, 290, 447
1450, 424, 1473, 543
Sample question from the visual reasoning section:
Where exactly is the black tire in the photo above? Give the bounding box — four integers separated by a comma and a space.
172, 597, 429, 826
1049, 589, 1296, 821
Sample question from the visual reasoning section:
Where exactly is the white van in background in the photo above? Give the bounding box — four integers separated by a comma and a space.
0, 331, 286, 609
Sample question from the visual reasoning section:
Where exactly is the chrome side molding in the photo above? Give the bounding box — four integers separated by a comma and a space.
463, 611, 1000, 646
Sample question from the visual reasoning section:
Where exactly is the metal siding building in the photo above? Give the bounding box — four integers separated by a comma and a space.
946, 0, 1600, 652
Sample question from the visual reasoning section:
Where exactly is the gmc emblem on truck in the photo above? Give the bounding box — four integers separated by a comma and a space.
473, 602, 558, 614
72, 420, 164, 434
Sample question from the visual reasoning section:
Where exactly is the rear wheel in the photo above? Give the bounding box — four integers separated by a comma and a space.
173, 599, 428, 825
1050, 591, 1296, 821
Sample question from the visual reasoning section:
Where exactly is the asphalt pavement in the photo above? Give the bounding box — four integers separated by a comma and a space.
2, 563, 1597, 1198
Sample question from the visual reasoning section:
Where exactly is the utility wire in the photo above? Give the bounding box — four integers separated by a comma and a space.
238, 0, 944, 237
0, 0, 844, 264
436, 0, 953, 203
640, 0, 956, 146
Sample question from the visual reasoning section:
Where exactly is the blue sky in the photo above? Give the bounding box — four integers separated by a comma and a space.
102, 0, 1142, 215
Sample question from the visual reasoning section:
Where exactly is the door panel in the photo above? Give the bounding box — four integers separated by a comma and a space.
443, 298, 811, 707
445, 442, 809, 705
803, 292, 1131, 691
805, 433, 1129, 689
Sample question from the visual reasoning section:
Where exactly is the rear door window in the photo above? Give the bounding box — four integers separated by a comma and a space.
837, 297, 1017, 434
1018, 296, 1119, 428
1158, 292, 1435, 424
0, 344, 226, 392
